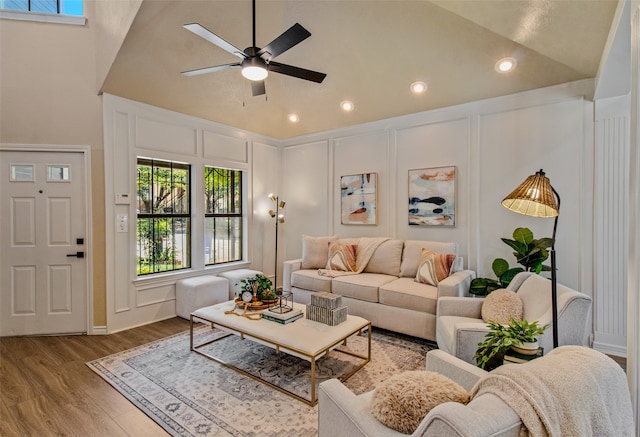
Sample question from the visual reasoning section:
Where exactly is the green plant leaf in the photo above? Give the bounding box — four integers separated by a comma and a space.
513, 227, 534, 245
491, 258, 510, 277
499, 267, 524, 287
502, 238, 528, 256
469, 277, 502, 296
532, 237, 554, 250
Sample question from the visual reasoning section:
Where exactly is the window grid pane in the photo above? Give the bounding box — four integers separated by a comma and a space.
137, 158, 191, 276
204, 167, 243, 265
1, 0, 84, 15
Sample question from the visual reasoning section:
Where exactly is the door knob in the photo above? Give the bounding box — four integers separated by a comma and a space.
67, 251, 85, 258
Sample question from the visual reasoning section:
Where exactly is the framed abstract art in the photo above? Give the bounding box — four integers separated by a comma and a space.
341, 173, 377, 225
408, 166, 456, 226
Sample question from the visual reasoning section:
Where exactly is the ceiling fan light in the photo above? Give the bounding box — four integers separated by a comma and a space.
242, 65, 268, 81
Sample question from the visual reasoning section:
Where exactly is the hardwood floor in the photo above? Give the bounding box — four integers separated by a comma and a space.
0, 317, 191, 437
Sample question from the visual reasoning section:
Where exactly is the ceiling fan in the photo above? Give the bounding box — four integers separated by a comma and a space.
181, 0, 326, 96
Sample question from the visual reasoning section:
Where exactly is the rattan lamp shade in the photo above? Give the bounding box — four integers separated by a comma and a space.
501, 170, 559, 218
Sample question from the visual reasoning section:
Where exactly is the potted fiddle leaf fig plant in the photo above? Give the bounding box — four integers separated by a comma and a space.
469, 227, 553, 296
474, 318, 549, 370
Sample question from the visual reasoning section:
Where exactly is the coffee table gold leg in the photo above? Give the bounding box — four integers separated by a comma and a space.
368, 323, 372, 360
310, 356, 316, 406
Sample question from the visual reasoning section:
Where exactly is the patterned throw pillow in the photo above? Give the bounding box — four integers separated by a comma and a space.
326, 243, 358, 272
415, 248, 456, 286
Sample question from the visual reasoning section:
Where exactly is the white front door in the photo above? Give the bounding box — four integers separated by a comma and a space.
0, 150, 88, 336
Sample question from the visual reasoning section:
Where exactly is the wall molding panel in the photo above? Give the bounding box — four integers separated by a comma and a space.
594, 95, 631, 356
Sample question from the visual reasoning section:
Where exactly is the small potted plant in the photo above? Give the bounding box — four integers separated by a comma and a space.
474, 318, 549, 370
238, 273, 277, 302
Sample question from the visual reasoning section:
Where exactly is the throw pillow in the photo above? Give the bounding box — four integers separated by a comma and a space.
301, 235, 337, 269
415, 249, 456, 285
326, 243, 358, 272
481, 289, 524, 324
370, 370, 470, 434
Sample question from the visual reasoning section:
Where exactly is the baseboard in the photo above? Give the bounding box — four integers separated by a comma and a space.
90, 326, 108, 335
593, 341, 627, 358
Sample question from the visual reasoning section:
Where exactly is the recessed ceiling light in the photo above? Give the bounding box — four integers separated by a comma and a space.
495, 57, 517, 73
340, 100, 354, 111
410, 81, 427, 94
287, 113, 299, 123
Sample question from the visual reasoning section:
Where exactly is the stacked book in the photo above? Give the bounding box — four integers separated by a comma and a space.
306, 292, 347, 326
261, 308, 303, 324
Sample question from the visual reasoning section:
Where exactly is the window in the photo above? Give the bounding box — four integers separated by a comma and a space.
1, 0, 83, 15
136, 158, 191, 276
204, 166, 243, 265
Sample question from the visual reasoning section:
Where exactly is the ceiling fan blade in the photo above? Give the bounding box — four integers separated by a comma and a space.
183, 23, 246, 59
257, 23, 311, 61
268, 62, 327, 83
251, 80, 266, 96
181, 63, 241, 77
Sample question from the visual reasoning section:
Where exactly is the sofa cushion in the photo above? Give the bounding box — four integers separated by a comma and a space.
326, 242, 358, 272
379, 277, 438, 313
301, 235, 337, 269
363, 239, 403, 276
415, 248, 456, 286
291, 269, 332, 293
400, 240, 458, 278
332, 273, 396, 303
370, 370, 469, 434
481, 289, 524, 324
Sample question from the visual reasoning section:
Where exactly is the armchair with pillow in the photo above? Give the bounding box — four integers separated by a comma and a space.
318, 347, 634, 437
436, 272, 593, 365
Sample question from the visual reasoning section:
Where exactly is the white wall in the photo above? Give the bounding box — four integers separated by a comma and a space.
283, 81, 594, 291
281, 79, 631, 353
103, 94, 279, 333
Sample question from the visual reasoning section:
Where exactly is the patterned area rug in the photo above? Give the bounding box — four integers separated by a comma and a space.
87, 324, 435, 437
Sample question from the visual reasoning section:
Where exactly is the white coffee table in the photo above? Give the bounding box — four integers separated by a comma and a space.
190, 300, 371, 406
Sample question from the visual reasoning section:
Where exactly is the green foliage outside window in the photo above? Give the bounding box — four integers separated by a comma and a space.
204, 167, 243, 265
136, 158, 191, 275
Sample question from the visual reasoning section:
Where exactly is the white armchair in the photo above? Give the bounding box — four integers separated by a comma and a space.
318, 347, 633, 437
318, 350, 520, 437
436, 272, 592, 365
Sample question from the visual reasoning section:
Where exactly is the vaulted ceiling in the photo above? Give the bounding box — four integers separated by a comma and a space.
100, 0, 618, 139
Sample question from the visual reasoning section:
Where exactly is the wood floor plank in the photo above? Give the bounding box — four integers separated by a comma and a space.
0, 317, 189, 437
0, 398, 23, 436
0, 342, 43, 406
6, 394, 76, 436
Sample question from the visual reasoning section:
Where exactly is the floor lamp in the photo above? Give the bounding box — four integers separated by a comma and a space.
501, 169, 561, 348
268, 193, 285, 293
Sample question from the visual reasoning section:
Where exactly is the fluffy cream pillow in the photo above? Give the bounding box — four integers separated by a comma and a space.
301, 235, 337, 269
481, 288, 524, 324
415, 249, 456, 286
370, 370, 470, 434
326, 243, 358, 272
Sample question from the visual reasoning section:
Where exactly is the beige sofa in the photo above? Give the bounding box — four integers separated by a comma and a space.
283, 238, 475, 341
318, 348, 634, 437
